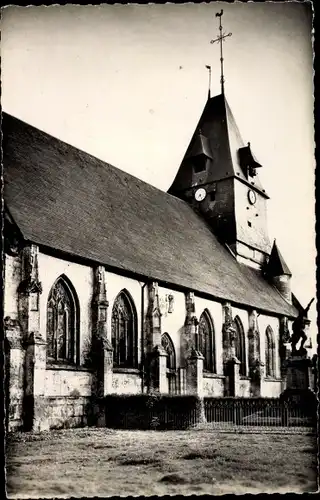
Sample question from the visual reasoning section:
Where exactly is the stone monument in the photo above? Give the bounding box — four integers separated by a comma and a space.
281, 298, 317, 409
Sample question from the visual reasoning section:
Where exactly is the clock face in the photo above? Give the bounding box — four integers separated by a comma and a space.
248, 189, 256, 205
194, 188, 207, 202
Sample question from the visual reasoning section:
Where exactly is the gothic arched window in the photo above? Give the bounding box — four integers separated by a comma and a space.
111, 290, 137, 368
198, 310, 215, 373
161, 333, 177, 394
46, 275, 79, 365
234, 316, 246, 376
265, 326, 276, 378
161, 333, 176, 371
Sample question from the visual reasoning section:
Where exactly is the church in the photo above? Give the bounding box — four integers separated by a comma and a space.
3, 26, 310, 431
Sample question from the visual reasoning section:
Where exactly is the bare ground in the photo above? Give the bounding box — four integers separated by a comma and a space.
5, 427, 318, 497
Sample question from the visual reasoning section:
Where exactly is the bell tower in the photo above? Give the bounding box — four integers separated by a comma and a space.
168, 11, 271, 269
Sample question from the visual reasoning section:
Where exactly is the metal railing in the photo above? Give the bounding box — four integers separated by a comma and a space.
203, 398, 316, 430
104, 396, 317, 431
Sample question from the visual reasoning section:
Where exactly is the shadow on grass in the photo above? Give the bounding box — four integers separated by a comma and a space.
183, 450, 217, 460
119, 457, 163, 466
301, 447, 317, 454
159, 471, 217, 486
159, 473, 189, 484
92, 443, 115, 450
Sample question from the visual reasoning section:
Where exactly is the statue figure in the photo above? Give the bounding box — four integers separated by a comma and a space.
290, 298, 314, 355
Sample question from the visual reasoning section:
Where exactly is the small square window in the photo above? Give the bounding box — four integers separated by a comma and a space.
247, 221, 252, 227
210, 191, 216, 202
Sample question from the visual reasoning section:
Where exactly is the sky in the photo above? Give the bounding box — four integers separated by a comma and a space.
1, 3, 316, 348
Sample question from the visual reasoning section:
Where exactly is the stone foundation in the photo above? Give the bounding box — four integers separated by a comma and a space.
47, 396, 92, 429
202, 374, 225, 397
25, 396, 93, 430
7, 398, 24, 431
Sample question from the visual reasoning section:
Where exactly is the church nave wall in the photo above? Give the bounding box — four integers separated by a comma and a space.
38, 252, 93, 367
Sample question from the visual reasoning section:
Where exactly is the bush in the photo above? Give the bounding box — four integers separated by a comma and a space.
104, 394, 203, 430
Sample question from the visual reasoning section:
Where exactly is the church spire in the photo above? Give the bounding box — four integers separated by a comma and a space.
210, 10, 232, 95
266, 239, 292, 277
169, 14, 271, 270
265, 240, 292, 303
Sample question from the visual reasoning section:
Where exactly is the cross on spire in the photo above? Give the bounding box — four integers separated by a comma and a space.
210, 9, 232, 95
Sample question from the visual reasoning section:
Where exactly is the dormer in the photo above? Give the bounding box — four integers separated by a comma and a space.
185, 130, 213, 175
238, 142, 263, 179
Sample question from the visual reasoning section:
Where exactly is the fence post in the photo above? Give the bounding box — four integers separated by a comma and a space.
281, 401, 289, 427
233, 400, 243, 425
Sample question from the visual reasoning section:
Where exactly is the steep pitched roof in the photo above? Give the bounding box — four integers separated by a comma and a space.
266, 240, 292, 276
3, 112, 297, 317
169, 94, 268, 197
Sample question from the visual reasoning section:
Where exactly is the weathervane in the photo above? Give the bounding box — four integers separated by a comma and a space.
210, 9, 232, 95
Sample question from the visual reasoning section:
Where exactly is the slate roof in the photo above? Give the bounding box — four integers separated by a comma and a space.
266, 240, 292, 277
186, 132, 213, 159
3, 112, 297, 318
169, 94, 268, 197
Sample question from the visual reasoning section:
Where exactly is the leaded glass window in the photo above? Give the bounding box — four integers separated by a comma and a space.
161, 333, 177, 394
234, 316, 246, 376
111, 291, 137, 368
46, 276, 78, 365
265, 326, 276, 377
198, 310, 215, 373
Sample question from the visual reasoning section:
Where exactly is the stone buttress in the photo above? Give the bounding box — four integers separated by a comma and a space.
91, 266, 113, 425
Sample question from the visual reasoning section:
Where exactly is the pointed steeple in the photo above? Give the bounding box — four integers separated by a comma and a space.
168, 94, 268, 197
266, 240, 292, 277
265, 240, 292, 303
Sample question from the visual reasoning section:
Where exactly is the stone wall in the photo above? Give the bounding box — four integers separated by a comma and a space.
5, 246, 288, 431
38, 253, 93, 366
262, 379, 282, 398
46, 396, 92, 429
6, 346, 24, 431
4, 254, 21, 319
238, 378, 251, 397
232, 306, 250, 376
105, 273, 142, 364
4, 254, 24, 430
234, 178, 270, 256
156, 286, 225, 375
258, 314, 281, 379
203, 375, 225, 396
45, 368, 93, 397
112, 371, 142, 394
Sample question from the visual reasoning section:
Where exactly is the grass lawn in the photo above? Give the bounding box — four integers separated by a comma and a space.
6, 427, 318, 497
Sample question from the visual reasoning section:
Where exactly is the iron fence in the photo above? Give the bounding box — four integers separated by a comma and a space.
203, 398, 316, 430
104, 395, 317, 431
